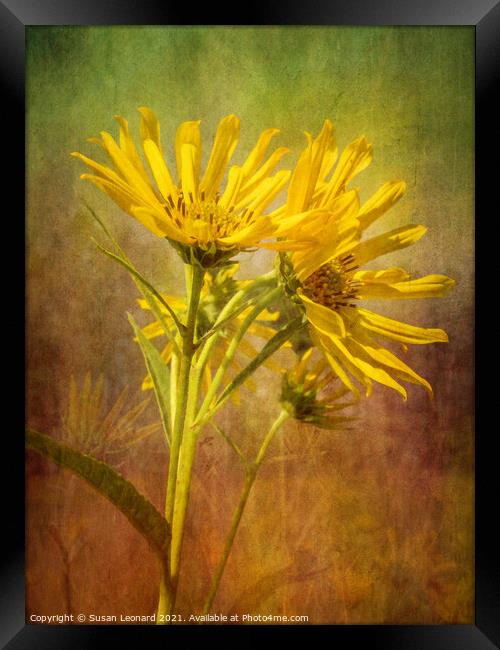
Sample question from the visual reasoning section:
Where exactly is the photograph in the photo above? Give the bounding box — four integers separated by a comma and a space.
25, 24, 474, 627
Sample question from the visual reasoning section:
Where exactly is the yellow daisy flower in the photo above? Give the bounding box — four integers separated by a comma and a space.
278, 122, 455, 400
72, 109, 311, 267
136, 265, 284, 400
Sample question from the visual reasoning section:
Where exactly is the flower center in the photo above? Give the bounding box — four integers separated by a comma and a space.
164, 189, 255, 244
301, 253, 361, 310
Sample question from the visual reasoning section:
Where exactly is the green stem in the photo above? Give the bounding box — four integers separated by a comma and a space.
195, 286, 282, 427
169, 348, 179, 430
202, 410, 289, 614
157, 263, 205, 624
156, 563, 172, 624
192, 271, 278, 408
164, 265, 204, 527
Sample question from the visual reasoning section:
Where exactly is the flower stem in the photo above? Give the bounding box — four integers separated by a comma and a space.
195, 286, 282, 427
164, 264, 204, 527
202, 410, 289, 614
157, 263, 204, 623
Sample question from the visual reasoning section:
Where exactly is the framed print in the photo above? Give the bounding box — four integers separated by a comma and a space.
3, 0, 499, 646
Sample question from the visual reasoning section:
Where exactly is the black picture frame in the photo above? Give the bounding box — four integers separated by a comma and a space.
6, 1, 499, 646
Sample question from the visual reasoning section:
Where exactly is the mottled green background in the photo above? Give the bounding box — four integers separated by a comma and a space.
27, 26, 474, 624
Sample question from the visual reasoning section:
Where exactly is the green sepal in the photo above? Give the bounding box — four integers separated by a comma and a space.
166, 238, 238, 269
276, 252, 303, 305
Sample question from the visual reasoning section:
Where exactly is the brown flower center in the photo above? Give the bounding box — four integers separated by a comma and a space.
302, 253, 361, 310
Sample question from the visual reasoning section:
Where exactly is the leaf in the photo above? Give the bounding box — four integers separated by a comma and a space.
26, 429, 171, 562
215, 316, 305, 410
194, 297, 256, 348
210, 421, 248, 468
93, 240, 184, 336
84, 203, 182, 354
128, 314, 171, 446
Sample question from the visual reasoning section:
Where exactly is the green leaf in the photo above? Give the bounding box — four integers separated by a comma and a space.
26, 429, 171, 562
210, 422, 248, 468
215, 316, 305, 410
83, 204, 183, 353
194, 297, 255, 348
128, 313, 171, 446
93, 240, 185, 336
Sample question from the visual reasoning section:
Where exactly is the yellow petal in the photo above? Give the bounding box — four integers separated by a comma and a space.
354, 307, 450, 345
138, 107, 162, 150
180, 143, 198, 202
307, 328, 359, 397
286, 120, 336, 215
79, 173, 134, 213
81, 174, 167, 237
292, 348, 314, 383
248, 322, 288, 341
241, 127, 280, 180
285, 141, 313, 215
354, 268, 410, 283
137, 293, 185, 313
292, 191, 360, 280
317, 135, 338, 184
306, 119, 336, 207
350, 333, 432, 395
299, 291, 347, 338
357, 274, 456, 300
255, 308, 280, 322
143, 139, 177, 201
71, 151, 135, 194
259, 240, 315, 252
243, 170, 291, 218
320, 136, 373, 206
238, 147, 290, 202
357, 181, 407, 231
342, 337, 408, 400
323, 349, 360, 399
140, 320, 166, 340
87, 136, 106, 150
99, 131, 159, 204
270, 207, 328, 236
200, 114, 240, 198
351, 224, 427, 267
312, 326, 373, 395
114, 115, 151, 184
175, 120, 201, 187
218, 214, 276, 247
219, 166, 244, 209
132, 206, 191, 241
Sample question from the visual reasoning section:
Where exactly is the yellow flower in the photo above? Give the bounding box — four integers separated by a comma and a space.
278, 121, 455, 400
72, 109, 311, 266
281, 348, 355, 428
136, 265, 284, 400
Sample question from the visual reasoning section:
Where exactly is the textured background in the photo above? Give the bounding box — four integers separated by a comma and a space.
26, 26, 474, 624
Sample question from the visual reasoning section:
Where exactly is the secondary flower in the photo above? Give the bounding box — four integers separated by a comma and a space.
278, 121, 455, 400
281, 348, 355, 428
136, 265, 284, 400
72, 109, 311, 266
